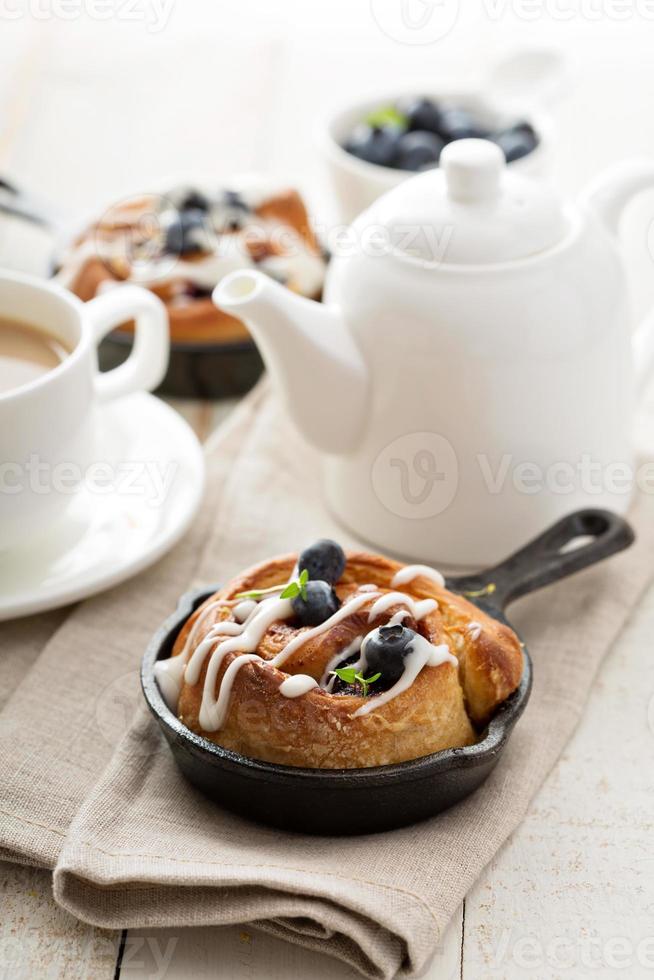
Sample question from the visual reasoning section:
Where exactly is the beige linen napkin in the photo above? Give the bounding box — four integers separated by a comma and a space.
2, 380, 654, 978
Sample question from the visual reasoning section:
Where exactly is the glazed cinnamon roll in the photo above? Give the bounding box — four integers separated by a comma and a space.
56, 180, 326, 345
155, 540, 523, 768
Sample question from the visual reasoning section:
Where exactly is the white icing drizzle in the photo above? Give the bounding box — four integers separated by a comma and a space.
391, 564, 445, 588
154, 655, 187, 713
279, 674, 319, 698
207, 654, 264, 728
353, 632, 457, 718
321, 636, 364, 692
184, 620, 248, 686
198, 596, 294, 730
259, 234, 326, 297
367, 592, 437, 624
179, 598, 224, 661
233, 599, 258, 623
467, 620, 483, 640
154, 563, 465, 733
270, 592, 380, 670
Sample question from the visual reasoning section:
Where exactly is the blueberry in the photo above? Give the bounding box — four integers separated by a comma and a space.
438, 108, 489, 142
210, 191, 250, 234
395, 130, 444, 171
511, 119, 538, 140
344, 123, 401, 167
164, 208, 211, 256
223, 189, 249, 211
292, 580, 340, 627
298, 539, 346, 584
399, 96, 442, 134
362, 625, 416, 688
166, 185, 210, 213
492, 124, 538, 163
179, 189, 210, 212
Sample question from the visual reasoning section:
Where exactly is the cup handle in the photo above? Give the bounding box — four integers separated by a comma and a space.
85, 285, 169, 401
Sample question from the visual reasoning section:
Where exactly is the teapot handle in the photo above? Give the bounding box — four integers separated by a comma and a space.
581, 160, 654, 398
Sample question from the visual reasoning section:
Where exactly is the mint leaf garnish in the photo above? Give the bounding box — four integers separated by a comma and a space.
366, 105, 407, 129
236, 569, 310, 602
280, 568, 309, 601
332, 667, 382, 697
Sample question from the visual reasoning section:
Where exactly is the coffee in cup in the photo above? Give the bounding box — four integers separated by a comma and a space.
0, 318, 71, 395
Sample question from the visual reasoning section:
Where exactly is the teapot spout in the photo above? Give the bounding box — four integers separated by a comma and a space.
214, 270, 368, 454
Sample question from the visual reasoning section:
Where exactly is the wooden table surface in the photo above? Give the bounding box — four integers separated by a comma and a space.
2, 6, 654, 978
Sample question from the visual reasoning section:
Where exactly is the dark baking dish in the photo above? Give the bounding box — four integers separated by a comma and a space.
141, 509, 633, 835
98, 332, 264, 400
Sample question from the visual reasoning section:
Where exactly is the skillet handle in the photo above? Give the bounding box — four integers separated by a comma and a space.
449, 509, 635, 610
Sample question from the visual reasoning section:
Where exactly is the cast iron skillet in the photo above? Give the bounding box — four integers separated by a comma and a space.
141, 509, 634, 835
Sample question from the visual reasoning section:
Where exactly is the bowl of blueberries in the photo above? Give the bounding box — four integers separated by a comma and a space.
320, 90, 550, 222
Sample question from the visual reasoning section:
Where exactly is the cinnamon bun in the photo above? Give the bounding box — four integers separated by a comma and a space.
155, 540, 523, 768
56, 180, 326, 345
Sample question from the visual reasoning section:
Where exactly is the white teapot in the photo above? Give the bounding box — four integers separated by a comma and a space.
214, 140, 654, 565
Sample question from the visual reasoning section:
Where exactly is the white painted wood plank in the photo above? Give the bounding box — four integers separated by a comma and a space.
0, 21, 45, 166
462, 578, 654, 980
0, 861, 119, 980
1, 25, 286, 215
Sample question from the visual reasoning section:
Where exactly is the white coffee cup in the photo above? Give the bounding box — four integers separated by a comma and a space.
0, 270, 169, 551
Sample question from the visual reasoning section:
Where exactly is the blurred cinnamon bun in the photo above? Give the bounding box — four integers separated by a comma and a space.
56, 180, 326, 345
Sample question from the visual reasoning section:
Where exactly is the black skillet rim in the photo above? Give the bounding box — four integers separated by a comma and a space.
141, 584, 533, 787
104, 328, 258, 356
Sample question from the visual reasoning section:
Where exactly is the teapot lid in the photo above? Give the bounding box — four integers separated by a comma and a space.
369, 139, 569, 266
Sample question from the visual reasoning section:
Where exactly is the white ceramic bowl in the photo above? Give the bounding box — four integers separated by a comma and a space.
318, 90, 554, 223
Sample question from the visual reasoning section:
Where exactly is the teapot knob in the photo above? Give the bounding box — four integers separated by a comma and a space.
442, 138, 504, 203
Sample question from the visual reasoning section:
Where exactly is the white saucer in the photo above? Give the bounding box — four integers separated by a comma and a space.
0, 392, 205, 621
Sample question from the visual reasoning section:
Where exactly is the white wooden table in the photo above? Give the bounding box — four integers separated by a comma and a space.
2, 7, 654, 978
